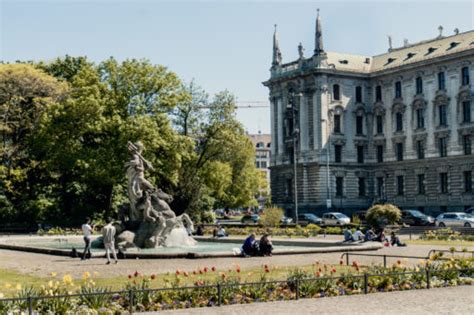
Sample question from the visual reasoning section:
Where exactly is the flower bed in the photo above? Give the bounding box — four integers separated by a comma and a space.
0, 256, 472, 313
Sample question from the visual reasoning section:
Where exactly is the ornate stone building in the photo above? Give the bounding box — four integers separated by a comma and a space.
248, 133, 271, 207
263, 12, 474, 216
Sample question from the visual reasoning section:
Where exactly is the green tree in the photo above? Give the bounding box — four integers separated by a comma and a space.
0, 64, 67, 222
366, 203, 402, 229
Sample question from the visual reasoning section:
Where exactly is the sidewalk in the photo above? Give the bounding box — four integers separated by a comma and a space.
151, 286, 474, 315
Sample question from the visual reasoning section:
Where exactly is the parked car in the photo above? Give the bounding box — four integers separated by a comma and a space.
321, 212, 351, 226
400, 210, 435, 226
465, 208, 474, 216
241, 214, 260, 224
280, 216, 293, 225
297, 213, 322, 225
435, 212, 474, 228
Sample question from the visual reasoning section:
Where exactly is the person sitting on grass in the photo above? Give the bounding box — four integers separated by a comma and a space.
343, 227, 354, 242
390, 231, 407, 247
353, 227, 365, 241
259, 234, 273, 256
242, 233, 258, 257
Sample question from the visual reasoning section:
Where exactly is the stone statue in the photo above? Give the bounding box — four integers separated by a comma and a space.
298, 42, 304, 60
115, 141, 195, 248
387, 35, 393, 51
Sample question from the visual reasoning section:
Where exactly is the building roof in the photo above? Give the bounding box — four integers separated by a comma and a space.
248, 133, 271, 148
282, 30, 474, 75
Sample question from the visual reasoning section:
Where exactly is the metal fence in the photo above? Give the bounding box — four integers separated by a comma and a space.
340, 250, 474, 268
1, 265, 473, 314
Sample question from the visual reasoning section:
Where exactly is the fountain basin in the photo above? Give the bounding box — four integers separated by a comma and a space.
0, 235, 382, 259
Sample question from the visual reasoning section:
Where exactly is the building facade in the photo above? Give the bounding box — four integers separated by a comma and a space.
248, 133, 271, 207
263, 13, 474, 216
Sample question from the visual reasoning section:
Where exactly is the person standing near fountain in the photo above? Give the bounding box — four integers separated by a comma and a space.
81, 217, 94, 260
102, 218, 118, 264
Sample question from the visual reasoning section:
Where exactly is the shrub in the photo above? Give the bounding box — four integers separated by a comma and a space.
366, 204, 401, 229
200, 211, 216, 224
260, 206, 284, 228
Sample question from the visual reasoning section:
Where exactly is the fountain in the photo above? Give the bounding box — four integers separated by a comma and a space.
113, 141, 196, 249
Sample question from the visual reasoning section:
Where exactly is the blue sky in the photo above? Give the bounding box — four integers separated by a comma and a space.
1, 0, 473, 133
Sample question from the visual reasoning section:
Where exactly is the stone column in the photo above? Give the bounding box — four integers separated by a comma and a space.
299, 93, 309, 152
270, 96, 277, 163
277, 97, 284, 155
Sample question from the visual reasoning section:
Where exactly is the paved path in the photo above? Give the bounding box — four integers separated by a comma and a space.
153, 286, 474, 315
0, 242, 472, 279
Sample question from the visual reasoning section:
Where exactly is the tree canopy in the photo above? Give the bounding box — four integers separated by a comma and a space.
0, 57, 263, 226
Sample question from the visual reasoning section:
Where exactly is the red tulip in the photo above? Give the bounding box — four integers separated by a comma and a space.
203, 267, 208, 273
150, 274, 156, 280
211, 266, 216, 272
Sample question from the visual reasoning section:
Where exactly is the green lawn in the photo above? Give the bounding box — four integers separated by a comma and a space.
0, 263, 355, 297
406, 239, 474, 247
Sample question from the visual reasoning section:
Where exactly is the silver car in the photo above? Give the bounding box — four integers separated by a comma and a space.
435, 212, 474, 228
322, 212, 351, 226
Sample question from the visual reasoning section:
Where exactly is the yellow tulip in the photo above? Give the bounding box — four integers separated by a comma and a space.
16, 284, 21, 290
50, 272, 57, 277
0, 292, 4, 298
82, 271, 90, 280
48, 280, 53, 288
4, 283, 11, 289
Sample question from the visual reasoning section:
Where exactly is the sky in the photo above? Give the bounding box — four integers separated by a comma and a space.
1, 0, 473, 134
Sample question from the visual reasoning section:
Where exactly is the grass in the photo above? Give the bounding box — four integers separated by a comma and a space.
0, 263, 356, 297
406, 239, 474, 247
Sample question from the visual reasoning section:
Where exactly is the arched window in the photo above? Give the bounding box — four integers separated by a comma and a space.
256, 142, 265, 148
333, 84, 340, 101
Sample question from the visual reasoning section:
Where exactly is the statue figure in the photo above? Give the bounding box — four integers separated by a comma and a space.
298, 42, 304, 60
387, 35, 393, 51
120, 141, 195, 248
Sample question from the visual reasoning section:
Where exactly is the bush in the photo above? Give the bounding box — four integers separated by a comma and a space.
366, 204, 401, 229
199, 211, 216, 224
260, 206, 284, 228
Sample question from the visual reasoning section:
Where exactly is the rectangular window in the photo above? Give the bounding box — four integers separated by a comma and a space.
464, 171, 472, 193
462, 67, 470, 86
375, 85, 382, 102
440, 172, 448, 194
417, 140, 425, 159
356, 116, 363, 135
334, 114, 341, 133
418, 174, 425, 195
396, 143, 404, 161
463, 135, 472, 155
255, 161, 260, 168
397, 176, 404, 195
439, 137, 447, 157
463, 101, 471, 123
335, 145, 342, 163
357, 145, 364, 163
377, 145, 384, 163
416, 77, 423, 94
416, 108, 424, 129
439, 105, 447, 126
355, 86, 362, 103
395, 81, 402, 98
377, 177, 384, 197
438, 72, 445, 90
376, 115, 383, 134
261, 161, 267, 168
396, 112, 403, 132
358, 177, 366, 196
333, 84, 340, 101
336, 177, 344, 197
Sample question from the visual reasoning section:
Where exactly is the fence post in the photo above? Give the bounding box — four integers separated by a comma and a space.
346, 253, 349, 266
217, 283, 222, 306
383, 255, 387, 268
27, 296, 33, 315
295, 279, 300, 300
129, 289, 134, 314
363, 273, 368, 294
426, 268, 430, 289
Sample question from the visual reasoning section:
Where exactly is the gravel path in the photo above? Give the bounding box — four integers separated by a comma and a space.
0, 241, 472, 279
152, 286, 474, 315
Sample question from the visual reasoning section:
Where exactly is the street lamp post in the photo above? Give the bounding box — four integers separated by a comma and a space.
289, 91, 300, 225
321, 119, 331, 211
